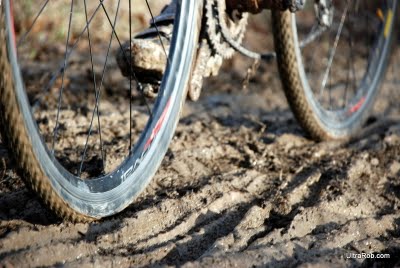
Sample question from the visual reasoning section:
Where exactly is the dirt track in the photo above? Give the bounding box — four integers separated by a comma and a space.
1, 24, 400, 268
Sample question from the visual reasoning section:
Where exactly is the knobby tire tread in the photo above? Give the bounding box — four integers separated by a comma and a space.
271, 11, 333, 141
0, 7, 95, 222
271, 9, 396, 141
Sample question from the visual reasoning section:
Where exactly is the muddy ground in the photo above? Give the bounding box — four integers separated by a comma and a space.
1, 17, 400, 268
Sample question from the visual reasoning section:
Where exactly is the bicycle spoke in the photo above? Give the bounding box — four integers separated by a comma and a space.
79, 0, 122, 176
99, 1, 153, 118
17, 0, 50, 48
32, 1, 105, 110
78, 0, 108, 176
343, 5, 356, 109
145, 0, 170, 62
300, 22, 327, 48
319, 2, 350, 100
343, 31, 356, 109
52, 0, 75, 153
84, 0, 105, 168
305, 27, 320, 88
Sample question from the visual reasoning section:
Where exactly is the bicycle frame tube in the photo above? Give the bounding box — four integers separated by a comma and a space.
227, 0, 306, 13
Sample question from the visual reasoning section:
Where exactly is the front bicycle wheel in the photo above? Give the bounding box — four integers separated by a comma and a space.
272, 1, 398, 140
0, 0, 203, 221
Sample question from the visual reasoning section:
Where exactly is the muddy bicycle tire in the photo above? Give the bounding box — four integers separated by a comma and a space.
272, 1, 398, 140
0, 0, 203, 221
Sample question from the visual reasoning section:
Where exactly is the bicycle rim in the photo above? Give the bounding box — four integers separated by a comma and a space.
273, 1, 397, 139
1, 0, 203, 219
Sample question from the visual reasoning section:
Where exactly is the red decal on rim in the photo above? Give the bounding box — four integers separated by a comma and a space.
348, 97, 366, 114
10, 0, 17, 50
144, 99, 171, 151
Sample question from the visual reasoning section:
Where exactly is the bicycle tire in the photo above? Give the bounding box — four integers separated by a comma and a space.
271, 1, 398, 140
0, 0, 203, 221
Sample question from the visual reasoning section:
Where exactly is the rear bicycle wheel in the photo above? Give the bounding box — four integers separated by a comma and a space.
0, 0, 203, 221
272, 1, 398, 140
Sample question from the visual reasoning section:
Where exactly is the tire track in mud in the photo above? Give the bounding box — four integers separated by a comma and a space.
1, 48, 400, 268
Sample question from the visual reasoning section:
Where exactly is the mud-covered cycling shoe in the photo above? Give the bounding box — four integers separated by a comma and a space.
116, 3, 175, 87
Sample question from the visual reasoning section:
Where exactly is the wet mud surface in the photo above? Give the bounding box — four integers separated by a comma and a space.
1, 24, 400, 268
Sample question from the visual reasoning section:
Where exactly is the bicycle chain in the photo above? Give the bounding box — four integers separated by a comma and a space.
189, 0, 305, 100
205, 0, 248, 60
188, 0, 248, 101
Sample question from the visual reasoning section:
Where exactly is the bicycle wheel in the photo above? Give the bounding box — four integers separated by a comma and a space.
0, 0, 203, 221
272, 1, 398, 140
